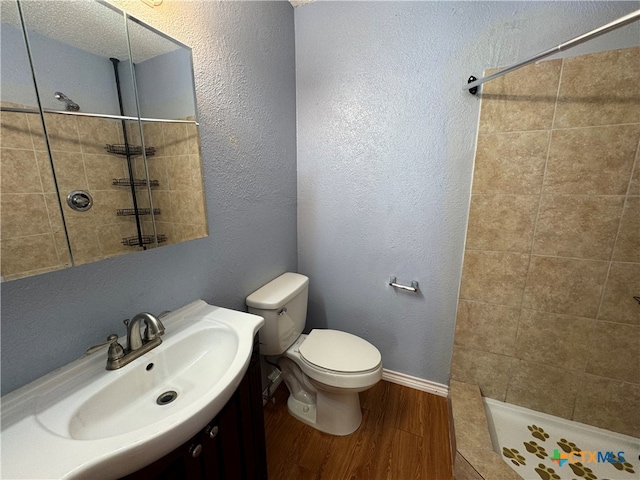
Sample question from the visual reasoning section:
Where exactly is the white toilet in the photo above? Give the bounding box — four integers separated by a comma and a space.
246, 272, 382, 436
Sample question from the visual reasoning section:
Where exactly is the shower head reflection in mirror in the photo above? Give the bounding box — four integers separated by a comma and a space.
54, 91, 80, 111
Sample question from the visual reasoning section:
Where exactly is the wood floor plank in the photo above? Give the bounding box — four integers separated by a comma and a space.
360, 379, 389, 411
389, 429, 424, 480
264, 380, 453, 480
395, 383, 427, 436
357, 381, 402, 479
341, 410, 389, 479
315, 417, 368, 479
422, 397, 453, 479
297, 427, 334, 473
275, 462, 319, 480
265, 393, 315, 479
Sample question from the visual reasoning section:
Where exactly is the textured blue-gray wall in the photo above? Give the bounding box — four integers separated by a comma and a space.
1, 1, 297, 395
3, 0, 638, 396
295, 1, 639, 385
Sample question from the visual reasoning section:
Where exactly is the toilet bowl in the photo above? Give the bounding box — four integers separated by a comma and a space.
246, 272, 382, 436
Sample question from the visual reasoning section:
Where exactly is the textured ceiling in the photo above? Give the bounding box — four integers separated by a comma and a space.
289, 0, 316, 8
1, 0, 180, 62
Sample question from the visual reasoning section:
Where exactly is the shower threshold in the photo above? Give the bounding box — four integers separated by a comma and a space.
484, 399, 639, 480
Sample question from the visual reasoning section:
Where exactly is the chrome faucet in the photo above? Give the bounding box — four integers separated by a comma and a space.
125, 312, 165, 351
86, 312, 166, 370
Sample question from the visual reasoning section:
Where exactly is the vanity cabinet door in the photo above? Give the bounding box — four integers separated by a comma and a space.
243, 346, 268, 480
120, 431, 203, 480
201, 347, 267, 480
119, 344, 267, 480
203, 398, 243, 479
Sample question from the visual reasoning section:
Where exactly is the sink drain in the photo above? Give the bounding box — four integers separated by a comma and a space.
156, 390, 178, 405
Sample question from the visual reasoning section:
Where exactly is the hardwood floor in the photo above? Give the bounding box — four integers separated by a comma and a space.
263, 380, 453, 480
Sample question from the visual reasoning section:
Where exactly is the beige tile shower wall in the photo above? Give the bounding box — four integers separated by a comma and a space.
0, 102, 71, 280
142, 118, 207, 248
44, 114, 144, 264
451, 47, 640, 437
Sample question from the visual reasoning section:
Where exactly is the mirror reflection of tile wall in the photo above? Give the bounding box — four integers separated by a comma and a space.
0, 105, 207, 280
451, 46, 640, 438
1, 107, 206, 280
0, 102, 71, 280
138, 119, 207, 246
46, 114, 148, 265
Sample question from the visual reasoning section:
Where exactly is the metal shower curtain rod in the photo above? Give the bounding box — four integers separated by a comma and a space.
465, 9, 640, 94
0, 106, 198, 125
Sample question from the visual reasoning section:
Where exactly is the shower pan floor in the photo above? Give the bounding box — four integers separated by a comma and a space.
484, 399, 639, 480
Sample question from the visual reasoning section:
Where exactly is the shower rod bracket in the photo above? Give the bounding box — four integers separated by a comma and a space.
463, 9, 640, 93
467, 76, 478, 95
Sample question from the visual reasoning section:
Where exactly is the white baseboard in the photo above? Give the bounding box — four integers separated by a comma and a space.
382, 369, 449, 397
262, 368, 449, 405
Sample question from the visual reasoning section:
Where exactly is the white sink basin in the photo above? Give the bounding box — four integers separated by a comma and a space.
1, 300, 264, 479
39, 325, 238, 441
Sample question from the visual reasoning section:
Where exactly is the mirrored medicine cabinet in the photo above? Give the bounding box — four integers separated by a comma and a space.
1, 0, 207, 281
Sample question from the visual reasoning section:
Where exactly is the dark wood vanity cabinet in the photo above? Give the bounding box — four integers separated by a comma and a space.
121, 344, 267, 480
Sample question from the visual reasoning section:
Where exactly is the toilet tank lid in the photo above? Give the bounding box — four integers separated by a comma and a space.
246, 272, 309, 310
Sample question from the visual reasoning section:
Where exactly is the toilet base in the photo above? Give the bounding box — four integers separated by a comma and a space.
286, 389, 363, 436
287, 395, 317, 426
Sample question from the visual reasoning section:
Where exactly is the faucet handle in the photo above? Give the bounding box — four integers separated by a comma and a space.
106, 335, 125, 361
85, 334, 122, 356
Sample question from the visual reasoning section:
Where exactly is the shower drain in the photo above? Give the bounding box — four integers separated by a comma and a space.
156, 390, 178, 405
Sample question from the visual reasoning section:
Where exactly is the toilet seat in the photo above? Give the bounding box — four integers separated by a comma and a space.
284, 332, 382, 390
299, 329, 381, 373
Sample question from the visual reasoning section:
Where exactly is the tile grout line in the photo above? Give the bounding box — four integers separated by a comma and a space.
457, 298, 584, 316
592, 135, 640, 322
508, 58, 563, 407
30, 138, 52, 224
21, 113, 67, 267
578, 135, 640, 411
478, 121, 640, 137
462, 247, 637, 264
518, 56, 563, 310
470, 193, 635, 198
454, 344, 633, 385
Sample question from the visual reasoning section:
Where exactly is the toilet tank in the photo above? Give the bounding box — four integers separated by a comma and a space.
246, 272, 309, 356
